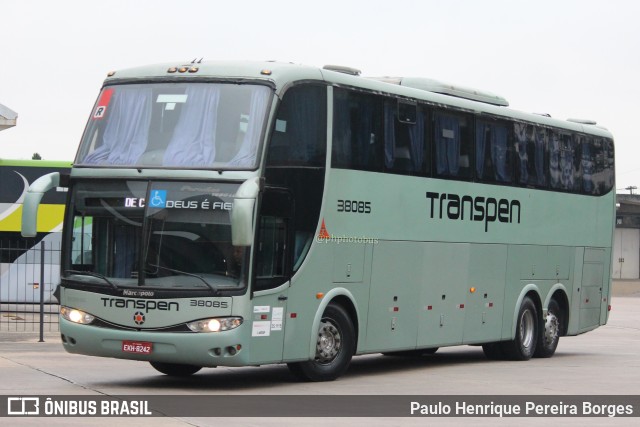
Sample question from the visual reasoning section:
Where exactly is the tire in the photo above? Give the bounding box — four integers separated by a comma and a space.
501, 296, 538, 361
534, 299, 561, 358
287, 304, 355, 381
149, 361, 202, 376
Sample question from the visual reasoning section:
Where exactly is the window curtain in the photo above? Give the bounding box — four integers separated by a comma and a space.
83, 87, 152, 165
435, 113, 460, 175
476, 122, 490, 179
384, 102, 396, 169
163, 85, 221, 167
114, 225, 136, 278
477, 121, 508, 182
228, 87, 270, 167
355, 100, 375, 169
331, 90, 352, 167
287, 87, 325, 165
491, 124, 509, 182
514, 123, 529, 184
408, 112, 425, 172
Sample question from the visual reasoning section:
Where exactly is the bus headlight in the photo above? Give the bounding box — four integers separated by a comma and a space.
60, 306, 95, 325
187, 317, 243, 333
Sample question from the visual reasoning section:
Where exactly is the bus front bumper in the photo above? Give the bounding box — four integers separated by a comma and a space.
59, 318, 250, 367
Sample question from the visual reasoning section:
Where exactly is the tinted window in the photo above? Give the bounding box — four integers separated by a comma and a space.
267, 85, 327, 167
514, 123, 547, 187
433, 110, 472, 179
384, 100, 428, 175
332, 89, 383, 171
476, 118, 512, 183
550, 132, 581, 191
587, 137, 615, 195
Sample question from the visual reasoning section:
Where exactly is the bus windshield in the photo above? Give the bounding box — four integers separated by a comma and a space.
76, 82, 272, 169
66, 181, 247, 291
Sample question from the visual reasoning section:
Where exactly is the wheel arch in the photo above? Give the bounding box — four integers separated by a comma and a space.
308, 288, 360, 359
510, 284, 542, 339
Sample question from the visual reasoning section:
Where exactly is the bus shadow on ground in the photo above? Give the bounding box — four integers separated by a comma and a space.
89, 346, 580, 391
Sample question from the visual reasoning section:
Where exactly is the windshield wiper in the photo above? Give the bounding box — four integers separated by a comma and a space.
148, 264, 219, 295
65, 270, 119, 291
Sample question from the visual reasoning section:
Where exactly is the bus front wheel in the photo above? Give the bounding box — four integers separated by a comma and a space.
287, 304, 355, 382
149, 361, 202, 376
502, 296, 538, 361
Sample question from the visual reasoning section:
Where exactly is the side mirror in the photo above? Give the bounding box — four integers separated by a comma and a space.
231, 177, 260, 246
21, 172, 60, 237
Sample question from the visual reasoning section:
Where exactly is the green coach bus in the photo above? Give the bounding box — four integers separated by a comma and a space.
22, 61, 614, 381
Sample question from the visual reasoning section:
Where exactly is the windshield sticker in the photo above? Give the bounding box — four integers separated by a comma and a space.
93, 89, 113, 120
156, 94, 188, 104
148, 190, 167, 208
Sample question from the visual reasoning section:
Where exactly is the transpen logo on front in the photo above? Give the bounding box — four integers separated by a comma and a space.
133, 312, 146, 325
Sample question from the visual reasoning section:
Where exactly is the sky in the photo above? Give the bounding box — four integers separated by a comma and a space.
1, 0, 639, 191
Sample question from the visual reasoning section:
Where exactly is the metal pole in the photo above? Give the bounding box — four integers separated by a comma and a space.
39, 240, 45, 342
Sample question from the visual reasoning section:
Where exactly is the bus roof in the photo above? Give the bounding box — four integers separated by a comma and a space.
103, 60, 612, 139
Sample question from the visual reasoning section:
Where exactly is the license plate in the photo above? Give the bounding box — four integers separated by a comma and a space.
122, 340, 153, 354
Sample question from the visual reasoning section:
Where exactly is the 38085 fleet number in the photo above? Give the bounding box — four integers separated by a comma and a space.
337, 199, 371, 214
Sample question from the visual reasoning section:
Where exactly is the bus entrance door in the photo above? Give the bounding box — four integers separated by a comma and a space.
249, 287, 289, 364
248, 189, 292, 364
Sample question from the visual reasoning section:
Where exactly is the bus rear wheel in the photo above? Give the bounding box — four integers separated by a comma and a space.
534, 299, 561, 358
287, 304, 355, 382
149, 361, 202, 376
501, 296, 538, 361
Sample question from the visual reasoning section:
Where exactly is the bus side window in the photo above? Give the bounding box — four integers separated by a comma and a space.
590, 137, 615, 195
267, 84, 327, 167
515, 123, 548, 188
383, 100, 428, 175
476, 118, 512, 183
603, 138, 615, 193
551, 132, 581, 192
332, 88, 383, 172
433, 110, 472, 179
